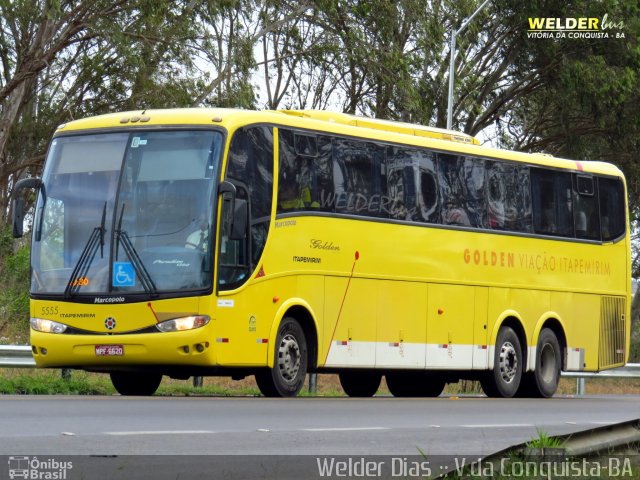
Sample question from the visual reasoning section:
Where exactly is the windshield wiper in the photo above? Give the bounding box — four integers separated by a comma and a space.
115, 204, 158, 296
64, 202, 107, 299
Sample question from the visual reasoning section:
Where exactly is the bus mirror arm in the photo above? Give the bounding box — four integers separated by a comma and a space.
218, 180, 237, 199
12, 177, 43, 238
218, 180, 237, 226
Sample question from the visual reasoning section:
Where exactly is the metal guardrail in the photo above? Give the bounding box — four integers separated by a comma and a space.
0, 345, 35, 368
562, 363, 640, 378
562, 363, 640, 395
0, 345, 639, 394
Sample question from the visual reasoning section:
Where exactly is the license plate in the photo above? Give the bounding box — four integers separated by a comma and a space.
95, 345, 124, 356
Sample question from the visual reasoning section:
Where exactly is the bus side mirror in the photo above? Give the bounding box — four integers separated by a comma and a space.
12, 177, 43, 238
230, 199, 248, 240
218, 180, 248, 241
12, 196, 25, 238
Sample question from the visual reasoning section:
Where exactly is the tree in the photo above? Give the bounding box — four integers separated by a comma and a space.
0, 0, 316, 226
0, 0, 205, 223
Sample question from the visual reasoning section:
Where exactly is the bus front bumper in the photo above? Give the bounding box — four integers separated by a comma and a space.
30, 328, 217, 369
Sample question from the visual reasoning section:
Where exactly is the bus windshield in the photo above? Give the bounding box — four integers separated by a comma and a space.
31, 130, 222, 298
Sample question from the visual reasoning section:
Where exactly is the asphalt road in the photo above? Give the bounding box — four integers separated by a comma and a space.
1, 394, 639, 456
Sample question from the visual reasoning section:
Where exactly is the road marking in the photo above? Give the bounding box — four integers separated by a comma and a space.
302, 427, 390, 432
104, 430, 215, 436
461, 424, 534, 428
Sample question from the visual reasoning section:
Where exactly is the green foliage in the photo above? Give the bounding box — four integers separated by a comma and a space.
526, 429, 564, 449
0, 370, 114, 395
0, 227, 30, 340
156, 383, 261, 397
0, 370, 264, 396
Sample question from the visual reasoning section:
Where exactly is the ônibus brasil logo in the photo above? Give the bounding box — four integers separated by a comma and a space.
8, 456, 72, 480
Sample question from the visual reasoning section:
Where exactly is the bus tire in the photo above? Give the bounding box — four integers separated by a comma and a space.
481, 326, 522, 398
255, 318, 307, 397
518, 328, 561, 398
386, 372, 445, 397
110, 372, 162, 396
339, 371, 382, 397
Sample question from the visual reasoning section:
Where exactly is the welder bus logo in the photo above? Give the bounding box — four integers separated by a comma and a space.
527, 14, 625, 39
7, 456, 73, 479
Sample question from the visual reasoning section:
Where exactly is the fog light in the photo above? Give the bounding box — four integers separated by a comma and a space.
195, 344, 205, 353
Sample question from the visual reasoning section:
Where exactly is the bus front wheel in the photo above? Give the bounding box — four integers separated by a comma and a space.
110, 371, 162, 396
339, 371, 382, 397
481, 326, 523, 398
518, 328, 561, 398
255, 318, 308, 397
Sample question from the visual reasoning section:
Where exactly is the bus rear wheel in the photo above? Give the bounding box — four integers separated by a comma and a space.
339, 371, 382, 397
481, 326, 523, 398
110, 371, 162, 396
255, 318, 308, 397
386, 372, 445, 397
518, 328, 561, 398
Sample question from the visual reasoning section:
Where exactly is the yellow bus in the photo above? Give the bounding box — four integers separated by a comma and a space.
13, 108, 630, 398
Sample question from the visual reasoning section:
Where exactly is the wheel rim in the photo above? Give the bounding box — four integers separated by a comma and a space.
539, 342, 557, 384
277, 333, 301, 382
499, 341, 518, 384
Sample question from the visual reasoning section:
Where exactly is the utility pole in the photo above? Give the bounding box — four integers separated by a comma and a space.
446, 0, 491, 130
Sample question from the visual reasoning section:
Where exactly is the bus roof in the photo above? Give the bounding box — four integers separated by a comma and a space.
278, 110, 481, 145
56, 108, 623, 178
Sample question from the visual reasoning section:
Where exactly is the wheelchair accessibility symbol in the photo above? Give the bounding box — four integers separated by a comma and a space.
112, 262, 135, 287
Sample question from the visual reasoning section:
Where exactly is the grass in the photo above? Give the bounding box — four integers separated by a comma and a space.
525, 428, 564, 449
0, 369, 114, 395
2, 369, 640, 397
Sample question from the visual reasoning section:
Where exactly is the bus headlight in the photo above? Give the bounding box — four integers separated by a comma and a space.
30, 318, 68, 334
156, 315, 210, 332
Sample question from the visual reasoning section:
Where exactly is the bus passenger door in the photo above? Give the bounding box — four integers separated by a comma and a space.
426, 284, 475, 368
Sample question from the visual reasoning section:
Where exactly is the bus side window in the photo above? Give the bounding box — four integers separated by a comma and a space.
599, 177, 626, 241
314, 136, 334, 211
531, 169, 573, 237
277, 130, 333, 212
277, 129, 303, 211
386, 146, 438, 223
487, 162, 532, 233
573, 175, 600, 240
438, 154, 486, 228
334, 139, 386, 218
386, 146, 413, 221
